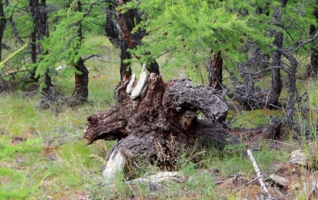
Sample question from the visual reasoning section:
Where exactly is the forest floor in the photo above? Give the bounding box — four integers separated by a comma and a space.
1, 37, 318, 199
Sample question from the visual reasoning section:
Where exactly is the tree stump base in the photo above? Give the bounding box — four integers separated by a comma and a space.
84, 70, 240, 182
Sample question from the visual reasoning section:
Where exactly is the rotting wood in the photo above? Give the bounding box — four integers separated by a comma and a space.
84, 70, 240, 182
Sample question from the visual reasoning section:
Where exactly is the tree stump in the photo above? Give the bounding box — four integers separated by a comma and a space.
84, 66, 240, 182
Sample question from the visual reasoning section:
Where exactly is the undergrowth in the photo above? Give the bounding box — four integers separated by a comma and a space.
0, 37, 317, 199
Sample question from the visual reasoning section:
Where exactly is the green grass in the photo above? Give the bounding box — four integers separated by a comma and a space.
0, 36, 318, 199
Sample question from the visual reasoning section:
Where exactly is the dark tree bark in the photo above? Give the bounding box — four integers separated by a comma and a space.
30, 27, 37, 64
29, 27, 38, 81
29, 0, 54, 95
0, 2, 6, 61
269, 31, 283, 106
308, 0, 318, 77
70, 0, 89, 103
207, 50, 223, 91
72, 57, 89, 102
84, 73, 239, 176
119, 41, 132, 81
105, 0, 160, 80
275, 47, 298, 127
268, 0, 288, 107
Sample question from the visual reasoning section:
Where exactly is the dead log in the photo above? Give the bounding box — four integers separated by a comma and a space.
84, 72, 240, 182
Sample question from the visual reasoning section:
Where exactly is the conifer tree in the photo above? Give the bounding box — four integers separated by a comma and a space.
268, 0, 288, 107
36, 0, 103, 103
124, 0, 318, 125
70, 0, 89, 103
124, 0, 273, 74
105, 0, 160, 81
0, 0, 6, 61
29, 0, 54, 93
309, 0, 318, 76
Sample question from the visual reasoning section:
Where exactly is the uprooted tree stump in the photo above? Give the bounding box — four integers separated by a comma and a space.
84, 65, 241, 182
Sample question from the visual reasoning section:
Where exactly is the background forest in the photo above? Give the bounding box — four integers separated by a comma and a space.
1, 0, 318, 199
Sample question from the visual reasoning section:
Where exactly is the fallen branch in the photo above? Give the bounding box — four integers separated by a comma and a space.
247, 149, 273, 200
127, 172, 186, 184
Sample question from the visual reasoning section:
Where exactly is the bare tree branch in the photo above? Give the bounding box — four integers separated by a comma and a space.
83, 54, 100, 61
295, 31, 318, 52
247, 149, 273, 200
242, 66, 283, 76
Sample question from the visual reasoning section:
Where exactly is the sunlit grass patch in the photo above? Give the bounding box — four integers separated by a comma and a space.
306, 79, 318, 109
0, 138, 44, 199
229, 109, 283, 129
0, 168, 36, 199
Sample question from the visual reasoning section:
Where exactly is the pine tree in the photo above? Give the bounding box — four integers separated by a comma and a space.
0, 0, 6, 61
30, 0, 54, 95
36, 0, 104, 103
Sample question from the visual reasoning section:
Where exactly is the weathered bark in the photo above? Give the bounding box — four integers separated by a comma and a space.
70, 0, 89, 103
268, 0, 288, 107
0, 2, 6, 61
277, 48, 298, 128
30, 27, 37, 64
72, 57, 89, 102
270, 31, 283, 107
105, 0, 160, 79
29, 0, 54, 95
308, 0, 318, 77
120, 41, 132, 81
207, 50, 223, 91
29, 27, 38, 81
84, 73, 239, 181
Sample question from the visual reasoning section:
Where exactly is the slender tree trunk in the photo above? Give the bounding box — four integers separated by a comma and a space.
308, 0, 318, 77
105, 0, 160, 79
270, 31, 283, 106
120, 41, 132, 80
72, 57, 89, 102
268, 0, 288, 107
30, 27, 37, 64
278, 48, 298, 127
207, 50, 223, 91
30, 0, 54, 95
29, 27, 38, 81
71, 0, 89, 103
0, 2, 6, 61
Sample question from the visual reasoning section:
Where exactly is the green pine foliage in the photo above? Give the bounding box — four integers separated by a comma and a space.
281, 1, 318, 52
35, 0, 106, 84
124, 0, 274, 70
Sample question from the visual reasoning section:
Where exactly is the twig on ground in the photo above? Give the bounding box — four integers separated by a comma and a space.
247, 149, 273, 200
126, 182, 138, 198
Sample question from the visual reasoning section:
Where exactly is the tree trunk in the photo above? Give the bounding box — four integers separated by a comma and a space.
30, 27, 37, 64
269, 31, 283, 107
207, 50, 223, 91
0, 2, 6, 61
120, 41, 132, 81
72, 57, 89, 102
277, 48, 298, 128
84, 72, 239, 182
308, 0, 318, 77
29, 0, 54, 96
70, 0, 89, 103
29, 27, 38, 81
268, 0, 288, 108
105, 0, 160, 78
